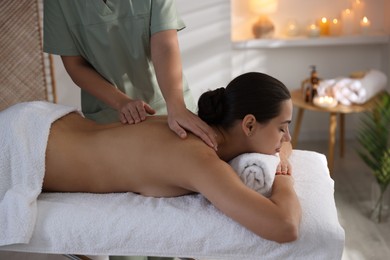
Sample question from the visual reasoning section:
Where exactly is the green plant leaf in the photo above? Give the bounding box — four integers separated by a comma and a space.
356, 92, 390, 185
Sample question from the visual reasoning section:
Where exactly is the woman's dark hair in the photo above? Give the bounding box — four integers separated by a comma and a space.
198, 72, 291, 128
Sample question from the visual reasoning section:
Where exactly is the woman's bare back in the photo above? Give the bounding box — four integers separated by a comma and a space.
44, 113, 219, 197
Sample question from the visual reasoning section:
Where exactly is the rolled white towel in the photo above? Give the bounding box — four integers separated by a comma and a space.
357, 69, 387, 103
228, 153, 280, 197
333, 78, 358, 105
318, 69, 387, 105
317, 79, 336, 96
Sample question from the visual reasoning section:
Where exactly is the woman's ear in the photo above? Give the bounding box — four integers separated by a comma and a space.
241, 114, 257, 137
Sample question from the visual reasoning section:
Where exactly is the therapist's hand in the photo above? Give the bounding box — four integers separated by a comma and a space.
167, 108, 218, 151
118, 99, 156, 124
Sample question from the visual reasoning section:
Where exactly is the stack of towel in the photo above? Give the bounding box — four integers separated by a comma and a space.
317, 69, 387, 105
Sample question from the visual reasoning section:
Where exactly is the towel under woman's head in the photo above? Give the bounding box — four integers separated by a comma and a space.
229, 153, 279, 197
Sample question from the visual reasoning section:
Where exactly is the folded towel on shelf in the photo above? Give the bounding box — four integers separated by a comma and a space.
229, 153, 279, 197
317, 69, 387, 105
333, 78, 361, 106
0, 101, 78, 246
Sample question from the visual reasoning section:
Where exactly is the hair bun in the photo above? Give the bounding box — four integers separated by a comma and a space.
197, 87, 226, 125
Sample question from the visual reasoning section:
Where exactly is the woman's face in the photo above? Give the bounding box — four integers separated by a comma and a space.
251, 99, 293, 155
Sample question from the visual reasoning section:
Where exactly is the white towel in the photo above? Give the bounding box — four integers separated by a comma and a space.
358, 69, 388, 103
229, 153, 280, 197
0, 150, 345, 260
0, 101, 78, 246
318, 69, 387, 105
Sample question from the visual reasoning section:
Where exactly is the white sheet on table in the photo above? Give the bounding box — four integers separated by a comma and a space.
1, 150, 345, 260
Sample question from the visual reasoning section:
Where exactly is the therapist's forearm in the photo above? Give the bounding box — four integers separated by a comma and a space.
151, 30, 186, 112
61, 55, 130, 110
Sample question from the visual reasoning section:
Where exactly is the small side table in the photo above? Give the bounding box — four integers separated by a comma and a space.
291, 89, 384, 174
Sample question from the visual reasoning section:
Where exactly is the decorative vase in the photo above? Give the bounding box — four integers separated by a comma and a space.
370, 181, 390, 223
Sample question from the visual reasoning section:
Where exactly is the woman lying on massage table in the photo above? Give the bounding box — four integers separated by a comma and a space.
43, 72, 301, 243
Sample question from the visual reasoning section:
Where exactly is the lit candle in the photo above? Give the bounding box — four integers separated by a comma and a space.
329, 18, 341, 36
319, 17, 329, 36
352, 0, 366, 33
285, 19, 300, 37
360, 16, 371, 34
307, 23, 320, 38
352, 0, 365, 27
313, 95, 338, 108
341, 9, 355, 35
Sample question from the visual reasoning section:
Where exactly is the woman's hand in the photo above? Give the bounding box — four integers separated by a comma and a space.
276, 159, 292, 175
276, 142, 292, 175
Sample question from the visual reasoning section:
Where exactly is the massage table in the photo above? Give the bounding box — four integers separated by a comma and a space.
0, 102, 345, 260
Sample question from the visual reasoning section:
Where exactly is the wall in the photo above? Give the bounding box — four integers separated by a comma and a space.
52, 56, 80, 108
232, 0, 387, 41
231, 0, 390, 140
176, 0, 232, 101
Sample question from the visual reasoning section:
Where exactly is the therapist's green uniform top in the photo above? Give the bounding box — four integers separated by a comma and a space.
43, 0, 196, 124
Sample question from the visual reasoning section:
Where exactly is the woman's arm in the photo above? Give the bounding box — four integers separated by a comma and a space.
61, 56, 156, 123
191, 158, 301, 243
267, 174, 301, 241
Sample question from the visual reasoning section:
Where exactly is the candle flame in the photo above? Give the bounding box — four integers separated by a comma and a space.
315, 95, 336, 107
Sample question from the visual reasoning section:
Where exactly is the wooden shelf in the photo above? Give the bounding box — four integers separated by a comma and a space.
232, 33, 390, 49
